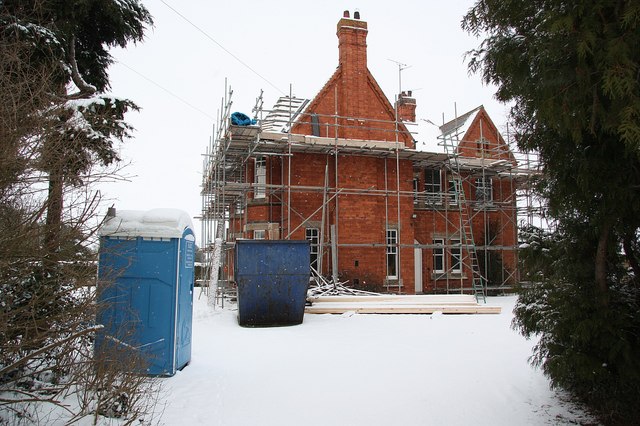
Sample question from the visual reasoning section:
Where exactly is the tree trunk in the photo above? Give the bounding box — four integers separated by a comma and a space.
45, 169, 63, 261
622, 232, 640, 285
594, 220, 611, 308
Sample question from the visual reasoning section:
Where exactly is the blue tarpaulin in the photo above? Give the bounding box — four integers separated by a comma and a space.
231, 112, 257, 126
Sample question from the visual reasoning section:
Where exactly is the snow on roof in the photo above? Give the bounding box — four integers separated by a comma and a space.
260, 96, 310, 133
414, 119, 444, 153
99, 208, 194, 239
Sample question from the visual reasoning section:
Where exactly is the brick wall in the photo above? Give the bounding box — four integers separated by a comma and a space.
279, 151, 417, 293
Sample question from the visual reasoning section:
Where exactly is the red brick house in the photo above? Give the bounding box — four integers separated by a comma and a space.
205, 11, 520, 295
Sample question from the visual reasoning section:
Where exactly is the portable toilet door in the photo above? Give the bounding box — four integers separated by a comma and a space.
175, 229, 195, 371
96, 209, 195, 376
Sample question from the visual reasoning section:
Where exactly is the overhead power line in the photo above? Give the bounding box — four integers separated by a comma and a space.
116, 60, 215, 120
159, 0, 286, 96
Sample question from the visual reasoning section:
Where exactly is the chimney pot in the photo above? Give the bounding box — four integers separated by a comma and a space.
354, 11, 360, 19
343, 10, 350, 18
408, 90, 412, 96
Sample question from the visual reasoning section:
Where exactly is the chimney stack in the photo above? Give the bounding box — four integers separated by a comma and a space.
336, 11, 369, 124
337, 11, 368, 70
396, 91, 416, 122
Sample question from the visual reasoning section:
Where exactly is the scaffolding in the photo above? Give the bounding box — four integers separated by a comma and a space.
200, 84, 542, 303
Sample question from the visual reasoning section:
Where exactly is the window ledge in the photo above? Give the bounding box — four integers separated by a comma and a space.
384, 278, 403, 287
473, 203, 496, 210
431, 273, 467, 280
248, 198, 269, 206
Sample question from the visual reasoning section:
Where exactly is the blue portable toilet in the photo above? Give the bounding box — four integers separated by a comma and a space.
96, 208, 195, 376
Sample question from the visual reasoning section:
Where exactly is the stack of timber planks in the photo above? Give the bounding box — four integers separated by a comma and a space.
305, 294, 501, 315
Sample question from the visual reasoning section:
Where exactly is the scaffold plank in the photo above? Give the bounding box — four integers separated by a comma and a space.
305, 294, 501, 315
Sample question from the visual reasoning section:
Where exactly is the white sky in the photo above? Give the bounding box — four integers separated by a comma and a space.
103, 0, 511, 243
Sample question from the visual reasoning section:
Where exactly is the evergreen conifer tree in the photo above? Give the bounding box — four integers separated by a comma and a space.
0, 1, 157, 422
463, 1, 640, 423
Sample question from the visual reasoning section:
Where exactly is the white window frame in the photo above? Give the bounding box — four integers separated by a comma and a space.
475, 177, 493, 204
386, 229, 398, 279
253, 230, 265, 240
432, 238, 444, 273
450, 238, 462, 273
424, 169, 443, 204
448, 179, 459, 205
254, 156, 266, 199
305, 228, 319, 272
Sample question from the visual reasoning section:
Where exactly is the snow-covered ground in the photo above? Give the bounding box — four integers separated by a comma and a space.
155, 294, 595, 426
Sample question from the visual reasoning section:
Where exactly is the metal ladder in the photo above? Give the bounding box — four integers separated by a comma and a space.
442, 137, 487, 303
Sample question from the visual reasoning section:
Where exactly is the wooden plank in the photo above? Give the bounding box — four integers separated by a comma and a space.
307, 302, 482, 309
303, 294, 503, 314
308, 294, 476, 303
308, 294, 478, 305
305, 304, 501, 315
308, 300, 480, 307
